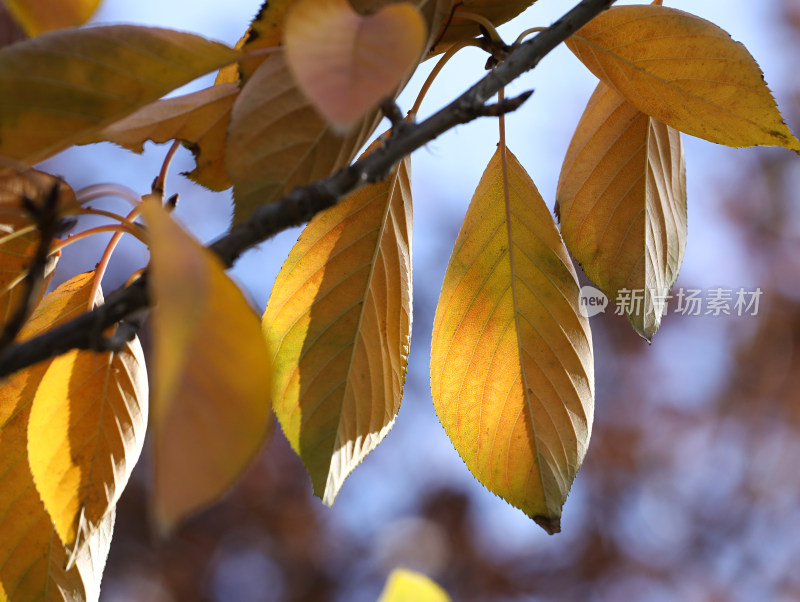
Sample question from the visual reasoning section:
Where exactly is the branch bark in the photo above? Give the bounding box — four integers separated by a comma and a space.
0, 0, 617, 379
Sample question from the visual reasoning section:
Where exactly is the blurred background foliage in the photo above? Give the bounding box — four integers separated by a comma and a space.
3, 0, 800, 600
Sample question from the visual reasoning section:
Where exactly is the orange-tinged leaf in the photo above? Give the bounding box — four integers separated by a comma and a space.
27, 336, 147, 554
557, 82, 686, 340
284, 0, 426, 129
3, 0, 102, 36
430, 147, 594, 533
566, 5, 800, 152
0, 25, 239, 164
225, 50, 381, 224
96, 84, 240, 191
378, 569, 451, 602
263, 143, 412, 504
141, 200, 272, 532
0, 271, 114, 602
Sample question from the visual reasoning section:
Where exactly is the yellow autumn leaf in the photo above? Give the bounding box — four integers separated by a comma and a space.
27, 335, 147, 554
0, 169, 75, 330
96, 83, 240, 191
141, 200, 272, 533
0, 25, 239, 164
0, 271, 115, 602
225, 50, 381, 224
3, 0, 102, 36
284, 0, 425, 130
430, 147, 594, 533
378, 569, 451, 602
263, 141, 412, 504
557, 82, 686, 341
566, 5, 800, 152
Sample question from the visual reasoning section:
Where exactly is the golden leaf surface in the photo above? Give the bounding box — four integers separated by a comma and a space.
141, 200, 272, 533
0, 26, 239, 164
557, 82, 686, 341
430, 147, 594, 533
566, 5, 800, 152
0, 272, 114, 602
378, 569, 451, 602
284, 0, 426, 129
27, 334, 147, 553
263, 145, 412, 505
2, 0, 102, 36
0, 169, 75, 330
96, 83, 240, 191
225, 51, 380, 224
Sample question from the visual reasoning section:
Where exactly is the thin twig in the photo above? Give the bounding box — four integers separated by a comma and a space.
0, 0, 617, 379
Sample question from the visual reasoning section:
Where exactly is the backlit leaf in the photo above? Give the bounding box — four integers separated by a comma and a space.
557, 82, 686, 340
284, 0, 426, 129
0, 169, 74, 330
141, 200, 272, 533
225, 50, 380, 224
378, 569, 451, 602
263, 142, 412, 505
96, 83, 240, 191
430, 147, 594, 533
3, 0, 102, 36
0, 272, 114, 602
0, 25, 239, 164
566, 5, 800, 152
27, 329, 147, 554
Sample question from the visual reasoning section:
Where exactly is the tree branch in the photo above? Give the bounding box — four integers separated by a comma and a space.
0, 0, 617, 379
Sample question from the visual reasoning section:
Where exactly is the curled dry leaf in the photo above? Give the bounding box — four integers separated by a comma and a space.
141, 200, 272, 533
2, 0, 102, 36
284, 0, 426, 130
0, 25, 239, 163
0, 272, 114, 602
264, 139, 412, 505
378, 568, 451, 602
431, 147, 594, 533
225, 51, 381, 224
96, 84, 240, 191
567, 5, 800, 152
557, 82, 687, 341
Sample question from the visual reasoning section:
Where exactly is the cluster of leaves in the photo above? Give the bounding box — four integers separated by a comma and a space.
0, 0, 797, 600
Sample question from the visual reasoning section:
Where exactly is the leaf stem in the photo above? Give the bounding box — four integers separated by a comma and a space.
454, 10, 502, 42
50, 223, 145, 254
514, 27, 547, 46
77, 183, 142, 208
409, 40, 475, 118
88, 206, 143, 310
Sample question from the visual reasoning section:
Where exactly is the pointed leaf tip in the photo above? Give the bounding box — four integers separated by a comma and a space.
557, 81, 687, 340
567, 5, 800, 152
431, 147, 594, 531
264, 140, 413, 504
